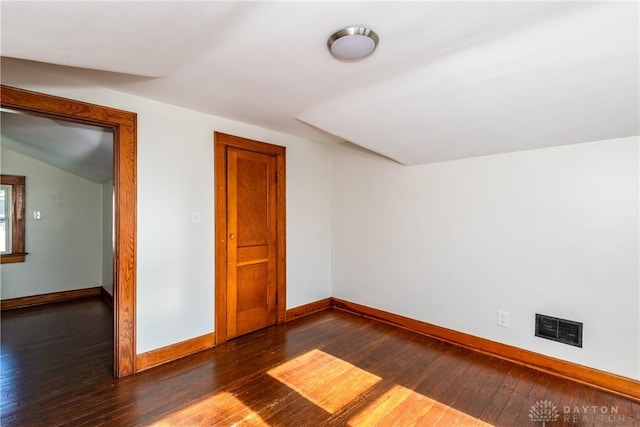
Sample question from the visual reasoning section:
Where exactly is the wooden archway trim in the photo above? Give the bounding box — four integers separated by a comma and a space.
1, 85, 137, 377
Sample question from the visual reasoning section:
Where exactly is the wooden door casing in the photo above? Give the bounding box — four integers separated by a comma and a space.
214, 133, 286, 344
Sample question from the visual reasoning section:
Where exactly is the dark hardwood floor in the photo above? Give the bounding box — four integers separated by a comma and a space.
1, 298, 638, 426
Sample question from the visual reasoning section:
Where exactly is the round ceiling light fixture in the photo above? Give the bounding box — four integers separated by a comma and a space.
327, 26, 379, 61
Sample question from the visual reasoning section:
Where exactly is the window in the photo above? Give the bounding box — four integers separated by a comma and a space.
0, 175, 26, 263
0, 184, 12, 252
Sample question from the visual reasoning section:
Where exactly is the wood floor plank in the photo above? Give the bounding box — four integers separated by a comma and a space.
2, 299, 638, 426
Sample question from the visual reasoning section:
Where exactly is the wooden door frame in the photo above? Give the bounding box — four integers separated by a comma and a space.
1, 85, 137, 377
214, 132, 286, 345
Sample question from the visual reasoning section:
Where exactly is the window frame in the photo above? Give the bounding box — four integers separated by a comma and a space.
0, 174, 26, 263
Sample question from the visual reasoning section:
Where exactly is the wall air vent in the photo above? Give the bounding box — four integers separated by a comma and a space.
535, 314, 582, 348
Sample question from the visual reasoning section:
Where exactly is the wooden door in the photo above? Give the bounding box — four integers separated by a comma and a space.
215, 132, 286, 344
226, 147, 277, 338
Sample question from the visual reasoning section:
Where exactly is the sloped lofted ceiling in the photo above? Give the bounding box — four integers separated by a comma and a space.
1, 1, 638, 166
1, 111, 114, 183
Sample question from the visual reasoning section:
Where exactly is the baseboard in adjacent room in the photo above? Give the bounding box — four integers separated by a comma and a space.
1, 287, 102, 311
136, 333, 216, 373
100, 287, 114, 307
331, 297, 640, 402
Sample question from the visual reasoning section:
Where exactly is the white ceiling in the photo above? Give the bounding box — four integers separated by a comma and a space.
1, 1, 638, 166
1, 111, 114, 183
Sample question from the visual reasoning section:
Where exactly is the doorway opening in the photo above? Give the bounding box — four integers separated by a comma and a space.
1, 85, 137, 377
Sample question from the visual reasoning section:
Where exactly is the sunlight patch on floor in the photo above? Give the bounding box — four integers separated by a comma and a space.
267, 349, 381, 414
348, 384, 493, 426
150, 391, 268, 426
150, 349, 491, 425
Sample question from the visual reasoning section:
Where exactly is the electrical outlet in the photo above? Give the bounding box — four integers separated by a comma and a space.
497, 310, 510, 328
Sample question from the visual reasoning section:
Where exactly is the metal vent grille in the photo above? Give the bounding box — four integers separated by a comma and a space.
535, 314, 582, 348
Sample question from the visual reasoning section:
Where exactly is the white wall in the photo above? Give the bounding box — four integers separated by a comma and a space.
1, 59, 333, 354
0, 148, 103, 299
102, 179, 114, 295
331, 137, 639, 380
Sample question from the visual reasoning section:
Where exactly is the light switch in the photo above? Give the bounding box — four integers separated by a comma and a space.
191, 211, 201, 224
33, 211, 42, 220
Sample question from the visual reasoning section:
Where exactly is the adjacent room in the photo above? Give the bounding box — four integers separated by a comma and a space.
1, 1, 638, 425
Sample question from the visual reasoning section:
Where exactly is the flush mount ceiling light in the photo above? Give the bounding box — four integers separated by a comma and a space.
327, 26, 379, 61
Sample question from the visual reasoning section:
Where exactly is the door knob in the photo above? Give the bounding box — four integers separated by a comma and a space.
230, 233, 236, 240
